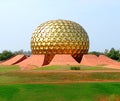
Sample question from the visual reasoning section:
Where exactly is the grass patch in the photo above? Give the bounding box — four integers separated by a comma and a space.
0, 65, 120, 100
80, 66, 114, 70
70, 66, 80, 70
0, 71, 120, 84
35, 65, 114, 70
0, 64, 114, 71
0, 65, 20, 73
36, 65, 72, 70
0, 65, 119, 84
0, 83, 120, 101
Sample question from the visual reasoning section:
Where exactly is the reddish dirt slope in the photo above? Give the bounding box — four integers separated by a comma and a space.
49, 54, 79, 66
17, 55, 46, 70
80, 54, 120, 69
80, 54, 99, 66
98, 55, 120, 65
98, 55, 120, 69
1, 55, 27, 65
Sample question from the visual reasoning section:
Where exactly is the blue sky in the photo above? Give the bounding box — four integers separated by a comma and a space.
0, 0, 120, 52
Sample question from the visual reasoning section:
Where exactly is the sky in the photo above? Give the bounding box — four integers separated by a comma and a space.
0, 0, 120, 52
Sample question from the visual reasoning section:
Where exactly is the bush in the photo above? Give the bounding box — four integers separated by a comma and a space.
104, 48, 120, 61
89, 51, 103, 56
70, 66, 80, 70
0, 50, 15, 61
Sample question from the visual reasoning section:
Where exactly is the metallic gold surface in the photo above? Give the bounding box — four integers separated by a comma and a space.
31, 19, 89, 63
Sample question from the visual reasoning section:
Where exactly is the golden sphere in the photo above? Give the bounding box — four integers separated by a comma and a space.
31, 19, 89, 63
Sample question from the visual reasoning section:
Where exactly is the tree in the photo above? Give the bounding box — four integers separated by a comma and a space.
104, 48, 120, 61
14, 49, 31, 56
0, 50, 15, 61
89, 51, 103, 56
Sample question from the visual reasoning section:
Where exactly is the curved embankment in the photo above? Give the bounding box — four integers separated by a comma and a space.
98, 55, 120, 69
80, 54, 120, 69
1, 55, 27, 65
49, 54, 79, 66
80, 54, 99, 66
17, 55, 46, 70
1, 54, 120, 69
17, 54, 80, 70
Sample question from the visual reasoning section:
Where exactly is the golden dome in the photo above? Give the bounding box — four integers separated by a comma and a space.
31, 19, 89, 63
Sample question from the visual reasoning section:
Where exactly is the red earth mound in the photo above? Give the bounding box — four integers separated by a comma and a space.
80, 54, 120, 69
1, 55, 27, 65
98, 55, 120, 65
17, 55, 47, 70
49, 54, 79, 66
98, 55, 120, 69
2, 53, 119, 70
80, 54, 99, 66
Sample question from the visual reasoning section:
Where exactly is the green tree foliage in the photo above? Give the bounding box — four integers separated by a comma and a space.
89, 48, 120, 61
89, 51, 103, 56
0, 50, 15, 61
104, 48, 120, 61
0, 50, 31, 61
14, 49, 31, 56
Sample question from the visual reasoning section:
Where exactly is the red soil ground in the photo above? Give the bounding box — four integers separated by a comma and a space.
49, 54, 79, 66
1, 55, 26, 65
80, 54, 99, 66
80, 54, 120, 69
17, 54, 80, 69
98, 55, 120, 69
1, 54, 120, 70
98, 55, 120, 65
17, 55, 46, 70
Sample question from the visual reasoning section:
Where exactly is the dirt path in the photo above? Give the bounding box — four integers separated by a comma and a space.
21, 70, 120, 73
1, 80, 120, 85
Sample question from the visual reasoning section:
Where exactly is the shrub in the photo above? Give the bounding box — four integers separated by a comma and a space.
70, 66, 80, 70
0, 50, 15, 61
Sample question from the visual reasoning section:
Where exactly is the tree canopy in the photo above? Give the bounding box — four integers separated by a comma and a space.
0, 50, 31, 61
89, 48, 120, 61
104, 48, 120, 61
0, 50, 14, 61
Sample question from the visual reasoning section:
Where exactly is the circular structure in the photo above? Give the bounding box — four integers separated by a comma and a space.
31, 19, 89, 63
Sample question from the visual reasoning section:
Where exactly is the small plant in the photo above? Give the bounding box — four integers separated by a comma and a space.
70, 66, 80, 70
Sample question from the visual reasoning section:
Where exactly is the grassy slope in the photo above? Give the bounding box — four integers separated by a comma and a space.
0, 65, 120, 101
0, 65, 119, 84
0, 65, 114, 71
0, 65, 20, 72
0, 83, 120, 101
0, 71, 120, 84
35, 65, 114, 70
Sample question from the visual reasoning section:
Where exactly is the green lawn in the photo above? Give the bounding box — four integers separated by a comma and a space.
0, 83, 120, 101
0, 65, 20, 73
0, 65, 119, 84
0, 70, 120, 84
0, 65, 115, 71
0, 65, 120, 101
35, 65, 114, 70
